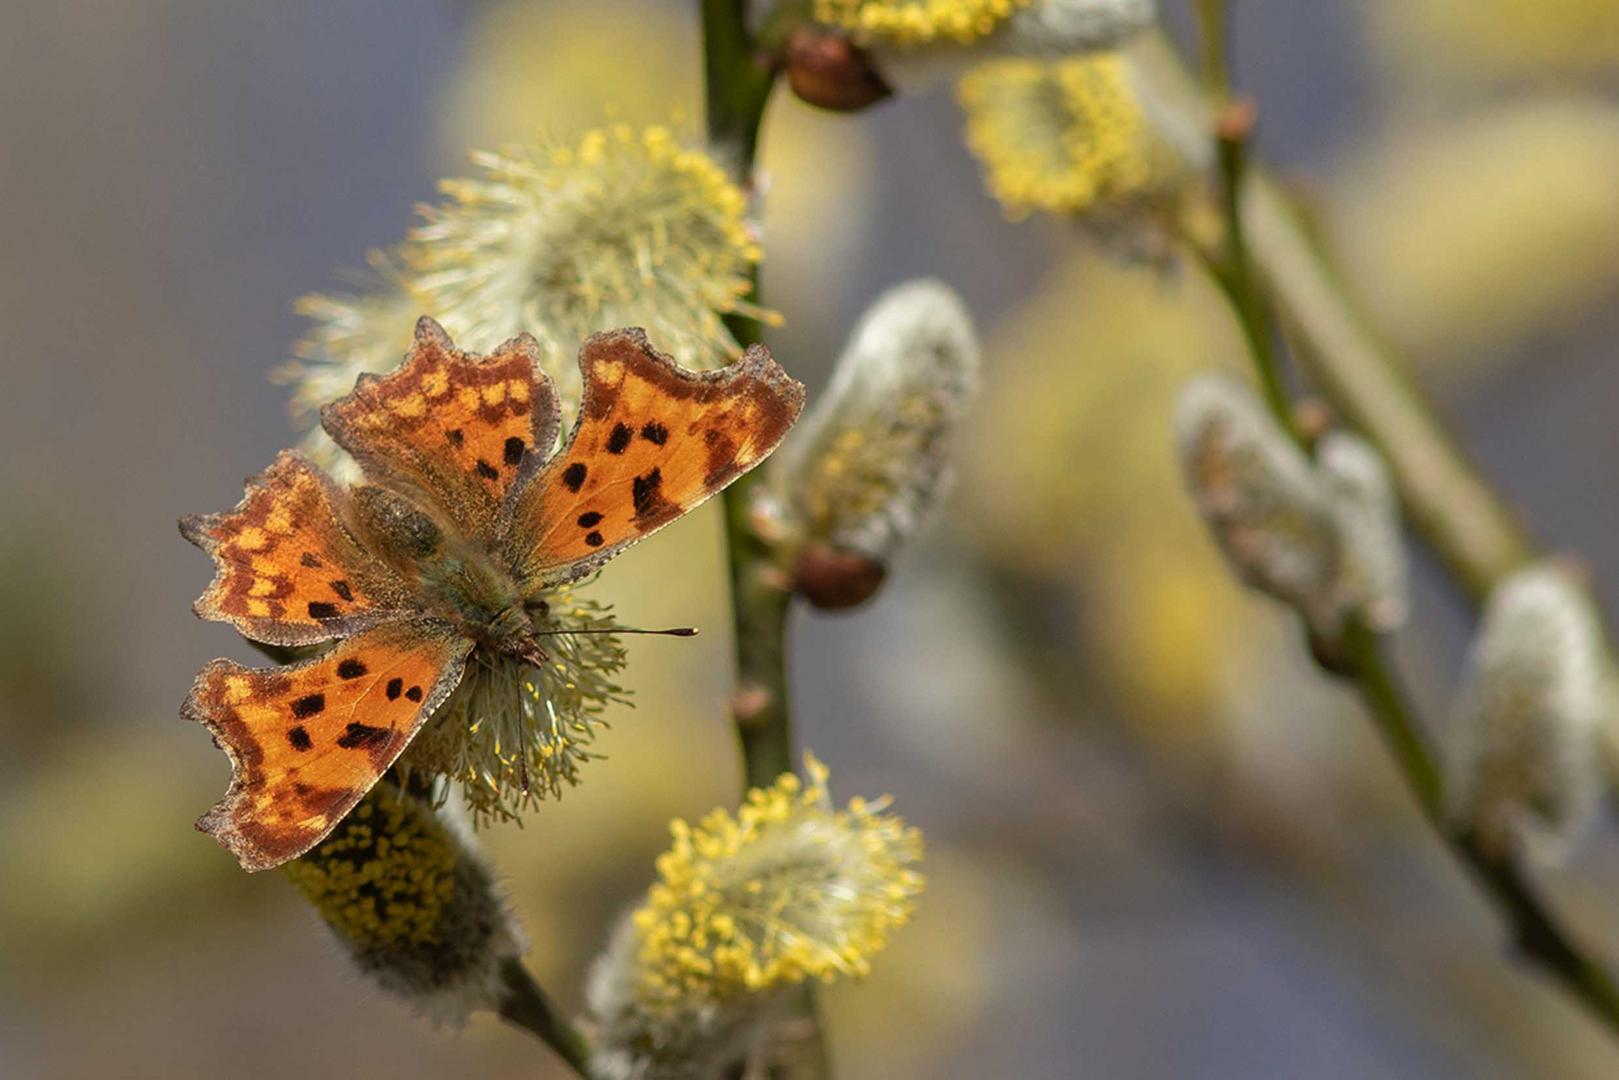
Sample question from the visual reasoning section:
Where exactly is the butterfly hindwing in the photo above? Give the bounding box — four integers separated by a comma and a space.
181, 450, 414, 646
501, 329, 805, 588
321, 317, 562, 542
185, 620, 473, 871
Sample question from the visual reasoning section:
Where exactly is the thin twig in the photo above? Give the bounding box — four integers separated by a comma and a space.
1206, 99, 1301, 441
496, 957, 594, 1076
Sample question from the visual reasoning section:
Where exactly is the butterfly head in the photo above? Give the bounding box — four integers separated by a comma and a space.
481, 602, 552, 668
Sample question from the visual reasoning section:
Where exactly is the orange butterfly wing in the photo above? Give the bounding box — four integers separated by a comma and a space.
181, 450, 415, 646
321, 317, 562, 542
501, 329, 805, 588
184, 620, 472, 871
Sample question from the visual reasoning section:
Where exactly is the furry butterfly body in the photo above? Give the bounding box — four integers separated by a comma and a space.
183, 318, 804, 870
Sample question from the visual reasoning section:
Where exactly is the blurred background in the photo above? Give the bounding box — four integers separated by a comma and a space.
6, 0, 1619, 1076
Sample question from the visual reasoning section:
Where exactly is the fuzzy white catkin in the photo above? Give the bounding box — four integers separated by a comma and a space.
769, 278, 980, 561
871, 0, 1157, 94
1317, 431, 1409, 631
1174, 374, 1344, 630
1447, 564, 1610, 863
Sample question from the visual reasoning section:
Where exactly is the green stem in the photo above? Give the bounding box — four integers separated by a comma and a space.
1205, 108, 1301, 441
701, 3, 831, 1077
495, 957, 593, 1076
703, 0, 777, 168
1192, 0, 1231, 99
726, 472, 796, 790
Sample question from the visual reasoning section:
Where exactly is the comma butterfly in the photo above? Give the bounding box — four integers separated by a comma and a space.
182, 318, 804, 870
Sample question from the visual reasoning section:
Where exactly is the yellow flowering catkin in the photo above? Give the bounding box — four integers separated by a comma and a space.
409, 124, 770, 397
400, 585, 628, 828
283, 781, 522, 1023
958, 54, 1174, 220
817, 0, 1035, 46
588, 755, 924, 1079
282, 124, 770, 463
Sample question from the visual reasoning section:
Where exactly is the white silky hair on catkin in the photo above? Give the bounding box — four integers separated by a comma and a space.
1173, 373, 1344, 629
1447, 564, 1610, 864
873, 0, 1158, 94
772, 277, 980, 560
1317, 430, 1409, 632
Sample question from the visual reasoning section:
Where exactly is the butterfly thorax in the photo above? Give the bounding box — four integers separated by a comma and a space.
354, 483, 546, 663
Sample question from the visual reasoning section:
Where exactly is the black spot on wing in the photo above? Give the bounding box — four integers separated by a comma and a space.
476, 459, 500, 480
385, 678, 403, 700
504, 436, 526, 465
287, 726, 313, 752
606, 423, 633, 454
585, 530, 604, 547
336, 658, 367, 679
329, 579, 354, 602
640, 421, 669, 446
290, 693, 326, 719
446, 428, 464, 447
300, 552, 323, 569
577, 511, 603, 528
336, 722, 392, 750
308, 601, 339, 619
562, 462, 587, 492
632, 467, 665, 518
405, 685, 423, 702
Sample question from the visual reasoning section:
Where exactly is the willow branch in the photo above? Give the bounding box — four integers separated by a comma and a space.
701, 3, 832, 1077
1190, 81, 1619, 1038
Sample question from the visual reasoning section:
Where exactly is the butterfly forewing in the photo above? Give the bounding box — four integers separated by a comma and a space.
181, 450, 415, 646
185, 620, 473, 871
321, 317, 562, 543
500, 329, 805, 589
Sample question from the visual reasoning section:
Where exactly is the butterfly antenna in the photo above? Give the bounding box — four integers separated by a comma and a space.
534, 626, 698, 637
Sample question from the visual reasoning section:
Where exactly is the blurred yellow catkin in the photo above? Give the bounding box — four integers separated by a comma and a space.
960, 249, 1259, 732
1373, 0, 1619, 83
1328, 103, 1619, 375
